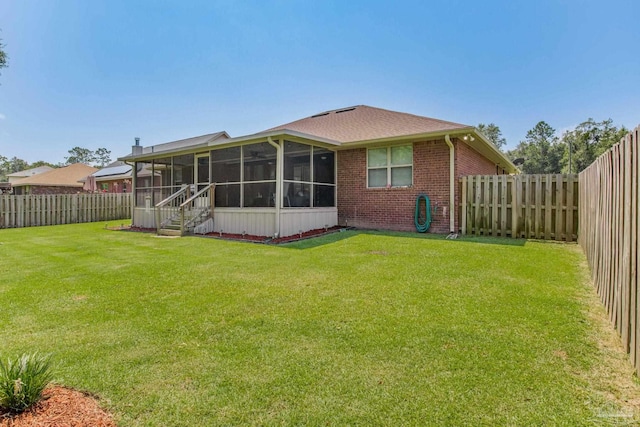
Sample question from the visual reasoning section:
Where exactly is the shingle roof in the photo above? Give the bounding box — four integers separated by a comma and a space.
12, 163, 99, 187
140, 131, 229, 154
7, 166, 54, 178
264, 105, 470, 143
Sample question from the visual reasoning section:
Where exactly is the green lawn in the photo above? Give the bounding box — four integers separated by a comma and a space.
0, 223, 638, 426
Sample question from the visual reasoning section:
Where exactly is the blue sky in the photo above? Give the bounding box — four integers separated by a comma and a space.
1, 0, 639, 164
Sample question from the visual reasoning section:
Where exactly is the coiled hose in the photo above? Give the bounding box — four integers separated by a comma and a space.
415, 194, 432, 233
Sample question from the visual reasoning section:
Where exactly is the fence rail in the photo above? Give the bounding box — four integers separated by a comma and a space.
460, 174, 578, 241
579, 125, 639, 373
0, 193, 132, 228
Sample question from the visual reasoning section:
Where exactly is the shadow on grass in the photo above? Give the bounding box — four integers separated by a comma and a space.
281, 228, 528, 249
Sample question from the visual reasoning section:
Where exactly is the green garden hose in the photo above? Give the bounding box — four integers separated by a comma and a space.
415, 194, 431, 233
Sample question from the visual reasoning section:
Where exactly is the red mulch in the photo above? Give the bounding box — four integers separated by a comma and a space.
269, 226, 344, 244
116, 224, 349, 244
0, 386, 117, 427
205, 226, 345, 244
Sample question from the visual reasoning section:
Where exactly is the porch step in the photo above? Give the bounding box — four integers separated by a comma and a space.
158, 228, 182, 237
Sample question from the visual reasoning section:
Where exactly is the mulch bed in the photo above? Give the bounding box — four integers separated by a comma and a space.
0, 386, 117, 427
269, 226, 345, 244
110, 223, 350, 244
204, 226, 346, 244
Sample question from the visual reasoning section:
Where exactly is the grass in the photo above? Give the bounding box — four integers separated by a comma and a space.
0, 222, 638, 425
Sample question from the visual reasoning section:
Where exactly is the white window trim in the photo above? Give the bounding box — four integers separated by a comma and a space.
366, 145, 413, 188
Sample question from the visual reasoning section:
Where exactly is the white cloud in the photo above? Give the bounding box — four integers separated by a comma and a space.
0, 113, 5, 120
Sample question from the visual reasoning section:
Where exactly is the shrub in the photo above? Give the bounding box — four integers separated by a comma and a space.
0, 353, 53, 413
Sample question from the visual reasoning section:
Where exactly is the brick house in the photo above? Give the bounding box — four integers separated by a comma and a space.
120, 105, 516, 236
80, 161, 135, 193
11, 163, 99, 195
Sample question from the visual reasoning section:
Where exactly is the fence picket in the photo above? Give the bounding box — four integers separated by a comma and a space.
579, 125, 640, 375
460, 174, 578, 241
0, 193, 132, 229
500, 175, 508, 237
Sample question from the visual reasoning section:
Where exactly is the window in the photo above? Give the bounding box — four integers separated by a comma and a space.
212, 147, 241, 207
367, 145, 413, 188
211, 143, 277, 208
283, 141, 336, 208
172, 154, 194, 186
243, 142, 276, 207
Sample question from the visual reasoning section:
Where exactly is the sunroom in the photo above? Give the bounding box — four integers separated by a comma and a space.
123, 131, 339, 238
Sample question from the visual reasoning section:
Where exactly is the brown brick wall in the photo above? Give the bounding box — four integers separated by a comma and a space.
14, 185, 89, 195
337, 138, 502, 234
97, 179, 131, 193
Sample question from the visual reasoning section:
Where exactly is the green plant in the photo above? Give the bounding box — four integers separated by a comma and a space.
0, 353, 53, 413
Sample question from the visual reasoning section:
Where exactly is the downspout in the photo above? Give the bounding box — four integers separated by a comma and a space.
444, 135, 456, 235
267, 136, 281, 238
124, 160, 136, 224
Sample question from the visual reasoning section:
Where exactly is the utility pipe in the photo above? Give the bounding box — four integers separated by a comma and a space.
266, 136, 281, 238
444, 135, 455, 233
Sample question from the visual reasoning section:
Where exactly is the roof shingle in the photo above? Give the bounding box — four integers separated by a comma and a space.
12, 163, 99, 187
264, 105, 470, 143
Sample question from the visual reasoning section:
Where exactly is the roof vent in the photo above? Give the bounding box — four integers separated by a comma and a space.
311, 112, 330, 118
335, 107, 356, 114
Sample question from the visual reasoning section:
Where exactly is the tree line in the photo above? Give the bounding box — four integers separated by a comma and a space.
478, 119, 627, 174
0, 147, 112, 181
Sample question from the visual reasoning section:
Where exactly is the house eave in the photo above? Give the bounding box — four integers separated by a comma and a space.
466, 130, 519, 174
210, 129, 342, 148
335, 128, 517, 174
119, 130, 342, 163
334, 128, 476, 149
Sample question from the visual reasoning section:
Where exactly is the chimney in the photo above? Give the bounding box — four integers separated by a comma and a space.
132, 137, 143, 155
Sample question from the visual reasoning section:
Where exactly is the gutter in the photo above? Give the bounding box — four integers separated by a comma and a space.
266, 136, 281, 238
124, 160, 136, 221
444, 135, 456, 234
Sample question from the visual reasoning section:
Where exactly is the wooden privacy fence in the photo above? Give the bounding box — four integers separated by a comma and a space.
0, 193, 132, 228
579, 125, 639, 373
460, 174, 578, 241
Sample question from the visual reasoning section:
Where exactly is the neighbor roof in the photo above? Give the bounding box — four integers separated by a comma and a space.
7, 166, 54, 178
264, 105, 471, 144
12, 164, 99, 187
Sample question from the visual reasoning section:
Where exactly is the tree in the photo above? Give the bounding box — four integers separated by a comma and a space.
507, 121, 563, 174
477, 123, 506, 150
65, 147, 96, 165
29, 160, 58, 169
4, 157, 29, 174
0, 155, 7, 181
559, 119, 627, 173
0, 156, 29, 181
0, 36, 7, 77
94, 148, 112, 167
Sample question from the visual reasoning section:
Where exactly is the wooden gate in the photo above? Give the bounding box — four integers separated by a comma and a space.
460, 174, 578, 241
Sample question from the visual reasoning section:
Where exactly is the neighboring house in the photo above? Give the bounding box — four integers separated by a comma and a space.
120, 105, 516, 237
11, 163, 99, 195
80, 161, 133, 193
6, 166, 54, 183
